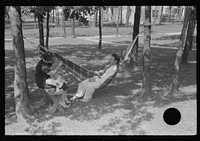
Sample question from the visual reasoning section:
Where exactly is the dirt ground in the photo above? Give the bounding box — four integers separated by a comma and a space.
5, 23, 196, 135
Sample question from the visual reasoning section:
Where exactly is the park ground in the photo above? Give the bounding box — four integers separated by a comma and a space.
5, 23, 196, 135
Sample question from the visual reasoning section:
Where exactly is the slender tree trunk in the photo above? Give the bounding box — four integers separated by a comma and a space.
34, 6, 37, 29
179, 6, 184, 24
55, 7, 59, 27
45, 11, 50, 48
120, 6, 123, 24
140, 6, 153, 100
126, 6, 130, 27
98, 8, 102, 51
170, 7, 190, 95
101, 7, 103, 27
159, 6, 164, 24
167, 6, 172, 23
9, 6, 33, 121
180, 6, 191, 41
72, 17, 75, 38
181, 8, 196, 64
129, 6, 141, 67
61, 8, 64, 29
153, 6, 157, 24
52, 8, 55, 23
116, 6, 120, 36
93, 11, 97, 27
63, 17, 66, 38
37, 11, 45, 56
61, 7, 66, 37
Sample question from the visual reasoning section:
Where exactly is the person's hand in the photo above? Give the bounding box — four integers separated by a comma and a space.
48, 71, 55, 76
89, 77, 96, 82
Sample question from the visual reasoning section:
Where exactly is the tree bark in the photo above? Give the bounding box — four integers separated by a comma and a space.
52, 8, 55, 23
45, 10, 50, 48
126, 6, 130, 27
116, 6, 120, 36
170, 8, 190, 95
140, 6, 153, 100
93, 11, 98, 27
180, 6, 191, 40
98, 8, 102, 51
72, 17, 75, 38
159, 6, 164, 24
153, 6, 157, 24
179, 6, 184, 24
167, 6, 172, 23
9, 6, 33, 121
55, 7, 59, 27
37, 10, 45, 56
61, 7, 66, 38
181, 8, 196, 64
34, 6, 37, 29
129, 6, 141, 67
120, 6, 123, 24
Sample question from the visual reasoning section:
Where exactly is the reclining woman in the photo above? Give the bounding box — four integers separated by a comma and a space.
70, 53, 121, 102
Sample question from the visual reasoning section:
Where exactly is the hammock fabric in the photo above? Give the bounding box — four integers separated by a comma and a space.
23, 34, 139, 89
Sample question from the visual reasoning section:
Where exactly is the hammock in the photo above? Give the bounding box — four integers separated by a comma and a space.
23, 35, 139, 89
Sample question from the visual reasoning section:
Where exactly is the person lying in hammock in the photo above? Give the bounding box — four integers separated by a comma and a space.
70, 53, 121, 102
35, 51, 70, 108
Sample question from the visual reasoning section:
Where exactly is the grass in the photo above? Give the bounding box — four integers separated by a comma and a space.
5, 23, 196, 135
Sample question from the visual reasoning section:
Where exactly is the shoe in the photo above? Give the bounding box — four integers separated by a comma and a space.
59, 101, 69, 108
65, 100, 71, 104
79, 98, 91, 102
70, 96, 79, 101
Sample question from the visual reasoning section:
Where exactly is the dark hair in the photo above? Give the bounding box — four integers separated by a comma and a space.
43, 51, 54, 62
112, 53, 120, 65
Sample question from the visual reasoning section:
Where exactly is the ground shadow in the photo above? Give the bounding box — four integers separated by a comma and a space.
5, 41, 196, 134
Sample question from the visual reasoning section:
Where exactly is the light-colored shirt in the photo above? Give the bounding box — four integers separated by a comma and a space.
95, 65, 117, 84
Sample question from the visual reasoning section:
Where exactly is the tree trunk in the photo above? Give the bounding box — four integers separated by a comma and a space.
45, 10, 50, 48
181, 8, 196, 64
55, 7, 59, 27
63, 17, 66, 38
180, 6, 191, 41
52, 8, 55, 23
9, 6, 33, 121
120, 6, 123, 24
61, 7, 66, 38
72, 17, 75, 38
140, 6, 153, 100
170, 8, 190, 95
61, 9, 64, 29
167, 6, 172, 23
159, 6, 164, 24
126, 6, 130, 27
37, 11, 45, 56
179, 6, 184, 24
93, 11, 97, 27
98, 8, 102, 51
116, 7, 120, 36
34, 6, 37, 29
129, 6, 141, 67
101, 7, 103, 27
153, 6, 157, 24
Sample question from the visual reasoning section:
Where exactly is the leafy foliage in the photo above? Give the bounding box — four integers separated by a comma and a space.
63, 6, 107, 25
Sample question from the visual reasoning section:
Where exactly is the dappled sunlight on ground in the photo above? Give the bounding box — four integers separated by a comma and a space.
5, 23, 196, 135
